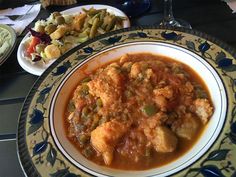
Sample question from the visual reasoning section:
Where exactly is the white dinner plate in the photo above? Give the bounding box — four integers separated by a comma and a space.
17, 4, 130, 76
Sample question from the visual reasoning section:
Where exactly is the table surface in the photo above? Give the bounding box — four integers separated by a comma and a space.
1, 0, 236, 176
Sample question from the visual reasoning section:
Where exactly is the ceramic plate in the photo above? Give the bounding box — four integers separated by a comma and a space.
17, 27, 236, 177
0, 24, 16, 66
17, 4, 130, 76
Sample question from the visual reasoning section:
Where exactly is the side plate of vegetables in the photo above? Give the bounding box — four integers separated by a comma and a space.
17, 4, 130, 76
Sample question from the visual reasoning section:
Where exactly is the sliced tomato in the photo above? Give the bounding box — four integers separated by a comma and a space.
26, 37, 41, 55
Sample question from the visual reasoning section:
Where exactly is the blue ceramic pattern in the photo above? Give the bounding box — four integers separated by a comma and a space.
21, 28, 236, 177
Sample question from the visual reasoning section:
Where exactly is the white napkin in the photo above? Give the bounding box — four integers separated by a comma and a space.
0, 4, 41, 35
223, 0, 236, 13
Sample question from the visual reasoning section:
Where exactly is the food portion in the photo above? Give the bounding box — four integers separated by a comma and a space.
0, 26, 12, 59
24, 8, 126, 63
65, 53, 214, 170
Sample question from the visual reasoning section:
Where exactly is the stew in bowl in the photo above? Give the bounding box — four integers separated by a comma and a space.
50, 42, 226, 177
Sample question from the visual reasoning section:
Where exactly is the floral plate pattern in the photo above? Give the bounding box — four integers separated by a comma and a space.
17, 26, 236, 177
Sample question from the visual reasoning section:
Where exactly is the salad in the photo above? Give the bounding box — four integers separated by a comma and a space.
25, 8, 126, 63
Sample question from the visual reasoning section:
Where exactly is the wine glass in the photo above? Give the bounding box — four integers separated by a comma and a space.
159, 0, 192, 29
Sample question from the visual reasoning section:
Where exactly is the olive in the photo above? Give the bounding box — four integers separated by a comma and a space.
35, 25, 45, 33
45, 24, 57, 34
35, 44, 46, 53
52, 11, 61, 19
55, 16, 65, 25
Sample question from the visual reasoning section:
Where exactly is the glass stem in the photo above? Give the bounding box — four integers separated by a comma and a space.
160, 0, 192, 28
163, 0, 175, 23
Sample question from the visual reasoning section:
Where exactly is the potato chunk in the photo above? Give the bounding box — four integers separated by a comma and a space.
153, 86, 174, 99
87, 78, 120, 107
194, 98, 213, 124
50, 25, 68, 40
144, 125, 177, 153
172, 113, 199, 140
90, 120, 129, 165
145, 68, 155, 80
72, 13, 86, 32
106, 63, 123, 86
119, 54, 130, 64
153, 86, 174, 112
44, 44, 61, 59
87, 65, 124, 107
153, 95, 167, 112
130, 62, 141, 78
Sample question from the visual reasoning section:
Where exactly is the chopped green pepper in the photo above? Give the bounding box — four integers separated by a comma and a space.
79, 84, 89, 97
82, 146, 94, 158
77, 36, 89, 43
87, 8, 103, 16
96, 98, 103, 107
76, 124, 85, 132
81, 77, 91, 83
142, 104, 158, 116
89, 17, 99, 38
91, 115, 100, 130
67, 100, 75, 112
82, 106, 90, 116
99, 116, 108, 125
78, 134, 89, 146
195, 85, 208, 98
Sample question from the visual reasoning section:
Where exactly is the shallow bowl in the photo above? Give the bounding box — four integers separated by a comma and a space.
50, 42, 227, 177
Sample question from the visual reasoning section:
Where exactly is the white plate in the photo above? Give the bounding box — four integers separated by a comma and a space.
17, 4, 131, 76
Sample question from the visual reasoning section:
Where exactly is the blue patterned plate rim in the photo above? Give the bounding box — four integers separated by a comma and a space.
17, 25, 236, 177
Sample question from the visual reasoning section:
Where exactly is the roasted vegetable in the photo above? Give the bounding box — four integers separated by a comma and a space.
45, 24, 57, 34
26, 7, 126, 63
50, 25, 68, 40
56, 16, 65, 25
44, 44, 61, 59
35, 43, 46, 53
